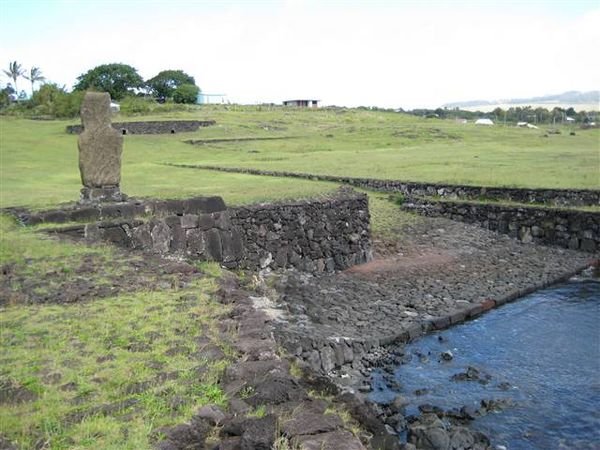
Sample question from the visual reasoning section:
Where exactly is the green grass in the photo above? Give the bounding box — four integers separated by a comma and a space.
1, 105, 598, 209
0, 218, 231, 449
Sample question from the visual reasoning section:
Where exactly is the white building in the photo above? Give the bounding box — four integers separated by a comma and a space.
283, 99, 319, 108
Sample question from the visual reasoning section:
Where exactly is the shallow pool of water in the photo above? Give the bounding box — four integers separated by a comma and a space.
370, 279, 600, 449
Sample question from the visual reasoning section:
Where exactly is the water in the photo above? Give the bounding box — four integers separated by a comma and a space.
369, 279, 600, 449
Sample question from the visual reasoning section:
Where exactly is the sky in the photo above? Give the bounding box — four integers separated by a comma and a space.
1, 0, 599, 109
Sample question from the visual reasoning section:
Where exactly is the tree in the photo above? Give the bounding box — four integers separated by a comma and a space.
3, 61, 25, 94
0, 84, 15, 108
24, 67, 45, 94
146, 70, 196, 100
74, 63, 144, 100
31, 83, 83, 118
173, 83, 200, 104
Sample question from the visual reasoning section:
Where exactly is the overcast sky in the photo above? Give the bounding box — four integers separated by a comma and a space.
1, 0, 598, 109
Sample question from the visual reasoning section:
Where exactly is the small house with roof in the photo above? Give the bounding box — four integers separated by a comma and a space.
283, 99, 319, 108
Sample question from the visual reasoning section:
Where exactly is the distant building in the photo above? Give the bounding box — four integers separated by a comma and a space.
197, 93, 227, 104
475, 118, 494, 125
283, 99, 319, 108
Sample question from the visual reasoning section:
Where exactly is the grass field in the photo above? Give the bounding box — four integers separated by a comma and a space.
0, 105, 597, 448
0, 216, 231, 448
1, 105, 598, 209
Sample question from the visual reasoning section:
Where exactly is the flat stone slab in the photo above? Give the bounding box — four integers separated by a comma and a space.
293, 430, 366, 450
282, 411, 343, 437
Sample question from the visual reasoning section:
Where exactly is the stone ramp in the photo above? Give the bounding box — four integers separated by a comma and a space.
271, 215, 595, 374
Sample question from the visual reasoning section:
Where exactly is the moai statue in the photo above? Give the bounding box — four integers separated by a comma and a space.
78, 92, 126, 203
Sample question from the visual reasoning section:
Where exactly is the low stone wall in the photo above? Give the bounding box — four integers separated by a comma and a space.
230, 191, 372, 271
403, 198, 599, 253
9, 196, 227, 226
175, 165, 600, 207
83, 210, 245, 268
49, 190, 372, 273
66, 120, 216, 135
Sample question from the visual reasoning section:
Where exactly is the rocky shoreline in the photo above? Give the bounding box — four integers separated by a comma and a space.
253, 214, 596, 449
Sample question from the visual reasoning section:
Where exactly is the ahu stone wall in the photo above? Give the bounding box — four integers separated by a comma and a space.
403, 198, 599, 253
69, 190, 372, 273
230, 190, 372, 271
66, 120, 216, 135
183, 165, 600, 207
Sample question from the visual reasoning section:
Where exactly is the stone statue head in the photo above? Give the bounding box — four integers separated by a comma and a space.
80, 92, 112, 130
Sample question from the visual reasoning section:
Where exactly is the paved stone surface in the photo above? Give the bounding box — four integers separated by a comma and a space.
269, 215, 594, 374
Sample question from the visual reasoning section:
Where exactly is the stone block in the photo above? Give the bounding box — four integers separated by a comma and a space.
222, 230, 244, 264
581, 239, 596, 252
449, 309, 467, 324
186, 229, 206, 257
70, 207, 99, 222
293, 430, 365, 450
132, 223, 152, 249
84, 223, 103, 241
568, 237, 580, 250
197, 213, 216, 230
151, 221, 171, 253
518, 226, 533, 243
184, 196, 227, 214
164, 215, 181, 228
430, 316, 450, 330
274, 247, 288, 268
331, 344, 345, 368
205, 229, 223, 261
531, 225, 543, 237
43, 210, 68, 223
181, 214, 199, 229
320, 346, 336, 373
213, 211, 232, 230
170, 224, 186, 253
102, 225, 129, 247
468, 304, 484, 318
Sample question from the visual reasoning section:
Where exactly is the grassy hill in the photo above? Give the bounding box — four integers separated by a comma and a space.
1, 105, 598, 210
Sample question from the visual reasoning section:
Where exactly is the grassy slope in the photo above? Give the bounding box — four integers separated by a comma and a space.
1, 106, 598, 209
0, 216, 230, 449
185, 107, 599, 190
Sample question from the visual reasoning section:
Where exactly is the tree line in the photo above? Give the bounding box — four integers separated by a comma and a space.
404, 106, 596, 125
1, 62, 202, 117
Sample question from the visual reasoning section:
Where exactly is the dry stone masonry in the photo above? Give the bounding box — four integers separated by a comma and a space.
67, 120, 215, 135
229, 191, 372, 271
403, 198, 599, 253
178, 165, 600, 207
34, 190, 372, 273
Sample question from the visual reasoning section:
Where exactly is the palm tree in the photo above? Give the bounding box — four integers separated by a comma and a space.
25, 67, 45, 94
3, 61, 25, 94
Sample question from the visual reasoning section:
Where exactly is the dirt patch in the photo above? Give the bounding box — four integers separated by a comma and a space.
184, 136, 297, 145
0, 250, 202, 306
0, 379, 38, 405
392, 127, 461, 140
346, 249, 455, 278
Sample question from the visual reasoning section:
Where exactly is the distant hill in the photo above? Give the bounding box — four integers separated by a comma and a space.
444, 91, 600, 111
